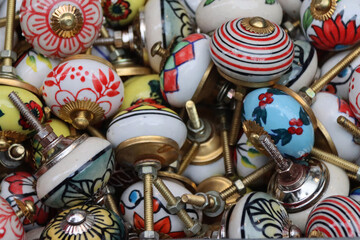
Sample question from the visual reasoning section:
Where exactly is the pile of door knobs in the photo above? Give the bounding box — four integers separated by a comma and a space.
2, 0, 360, 239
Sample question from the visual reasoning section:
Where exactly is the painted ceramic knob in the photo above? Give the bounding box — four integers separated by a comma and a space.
278, 40, 318, 92
226, 192, 297, 238
305, 195, 360, 237
0, 196, 25, 240
348, 66, 360, 120
42, 55, 124, 129
120, 74, 165, 111
300, 0, 360, 51
210, 17, 294, 84
242, 87, 314, 160
20, 0, 103, 58
40, 204, 127, 240
120, 178, 201, 238
15, 49, 60, 90
107, 103, 187, 150
278, 0, 303, 20
350, 187, 360, 203
26, 227, 44, 240
322, 50, 360, 100
160, 33, 211, 108
196, 0, 283, 34
179, 0, 202, 18
311, 92, 360, 162
102, 0, 146, 28
0, 172, 51, 231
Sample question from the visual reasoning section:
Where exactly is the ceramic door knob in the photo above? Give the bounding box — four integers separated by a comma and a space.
15, 49, 60, 89
0, 171, 51, 231
40, 204, 127, 240
210, 17, 294, 84
42, 55, 124, 130
196, 0, 283, 34
20, 0, 103, 58
120, 178, 201, 238
179, 0, 202, 18
305, 195, 360, 237
300, 0, 360, 51
0, 196, 26, 240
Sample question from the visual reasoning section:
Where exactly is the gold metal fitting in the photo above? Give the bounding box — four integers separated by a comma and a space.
50, 4, 83, 38
241, 17, 275, 34
150, 37, 178, 72
337, 116, 360, 139
0, 131, 27, 151
310, 0, 337, 21
14, 199, 35, 223
58, 100, 105, 130
308, 229, 326, 238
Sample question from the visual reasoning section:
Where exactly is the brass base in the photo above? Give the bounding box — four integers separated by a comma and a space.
314, 119, 338, 155
192, 62, 218, 103
158, 171, 197, 193
0, 131, 27, 151
115, 64, 152, 77
0, 77, 40, 96
115, 136, 179, 167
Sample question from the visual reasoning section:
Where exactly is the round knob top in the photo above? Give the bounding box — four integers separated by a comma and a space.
50, 5, 83, 38
241, 16, 275, 34
310, 0, 336, 21
65, 209, 88, 226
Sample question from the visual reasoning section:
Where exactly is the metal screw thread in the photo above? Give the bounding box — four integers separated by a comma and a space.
219, 114, 233, 176
311, 147, 359, 173
3, 0, 16, 66
337, 116, 360, 138
186, 101, 201, 129
178, 142, 200, 175
219, 185, 237, 200
242, 161, 276, 186
144, 174, 154, 231
347, 171, 357, 181
229, 87, 245, 146
259, 135, 290, 171
8, 92, 43, 132
94, 37, 115, 46
153, 178, 196, 230
0, 14, 19, 28
100, 26, 117, 52
180, 194, 215, 208
151, 42, 167, 57
311, 45, 360, 93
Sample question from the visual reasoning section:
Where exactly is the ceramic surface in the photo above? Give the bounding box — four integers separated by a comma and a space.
145, 0, 192, 73
182, 157, 225, 184
305, 195, 360, 237
278, 0, 303, 20
179, 0, 201, 18
0, 172, 50, 231
311, 92, 360, 162
36, 137, 115, 209
25, 227, 44, 240
227, 192, 291, 238
121, 74, 165, 111
15, 49, 60, 89
0, 86, 44, 136
42, 57, 124, 120
91, 45, 111, 62
0, 196, 24, 240
120, 179, 201, 238
41, 204, 126, 240
196, 0, 283, 34
278, 40, 317, 92
242, 87, 314, 160
102, 0, 146, 28
160, 33, 211, 107
20, 0, 103, 58
322, 50, 360, 100
210, 18, 294, 83
300, 0, 360, 51
107, 103, 187, 149
348, 66, 360, 120
350, 187, 360, 203
235, 133, 269, 177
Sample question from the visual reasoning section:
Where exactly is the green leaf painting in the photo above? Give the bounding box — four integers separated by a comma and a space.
265, 0, 275, 4
302, 8, 313, 32
37, 54, 53, 69
26, 55, 37, 72
241, 156, 257, 169
204, 0, 215, 6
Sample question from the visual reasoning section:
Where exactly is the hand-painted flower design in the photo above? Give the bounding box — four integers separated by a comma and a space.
0, 197, 24, 240
103, 0, 132, 21
308, 11, 360, 51
258, 92, 274, 108
20, 0, 103, 58
18, 101, 43, 130
288, 118, 303, 135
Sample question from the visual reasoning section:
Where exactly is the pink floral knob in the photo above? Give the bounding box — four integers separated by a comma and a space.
20, 0, 103, 58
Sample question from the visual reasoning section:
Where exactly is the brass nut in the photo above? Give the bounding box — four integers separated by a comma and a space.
184, 219, 202, 236
233, 179, 246, 195
299, 87, 316, 104
193, 192, 210, 210
187, 119, 212, 143
0, 65, 16, 75
109, 49, 124, 62
166, 197, 185, 214
0, 50, 17, 62
204, 191, 225, 218
139, 231, 159, 240
137, 166, 158, 179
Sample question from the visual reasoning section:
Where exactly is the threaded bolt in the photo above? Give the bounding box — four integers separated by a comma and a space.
186, 100, 201, 130
177, 142, 200, 175
337, 116, 360, 138
229, 86, 246, 146
259, 135, 290, 171
144, 174, 154, 231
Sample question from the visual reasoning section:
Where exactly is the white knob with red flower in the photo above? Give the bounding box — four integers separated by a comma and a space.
349, 66, 360, 122
0, 196, 25, 240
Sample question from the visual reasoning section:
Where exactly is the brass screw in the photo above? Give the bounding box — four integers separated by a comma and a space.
3, 0, 16, 66
86, 125, 106, 139
143, 173, 154, 231
217, 104, 233, 177
181, 194, 216, 208
14, 199, 36, 223
151, 42, 167, 57
177, 142, 200, 175
103, 186, 121, 217
337, 116, 360, 142
186, 101, 201, 130
229, 86, 246, 146
259, 135, 291, 172
0, 14, 19, 28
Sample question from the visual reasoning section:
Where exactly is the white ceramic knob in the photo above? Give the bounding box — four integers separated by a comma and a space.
0, 196, 25, 240
349, 66, 360, 120
182, 158, 225, 184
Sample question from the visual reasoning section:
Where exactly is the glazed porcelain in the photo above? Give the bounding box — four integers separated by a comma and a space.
0, 27, 18, 52
0, 196, 25, 240
227, 192, 292, 238
20, 0, 103, 58
179, 0, 202, 18
300, 0, 360, 51
161, 33, 211, 108
120, 178, 201, 238
36, 137, 115, 208
0, 86, 44, 136
91, 45, 111, 62
322, 50, 360, 100
348, 67, 360, 122
311, 92, 360, 162
287, 161, 349, 232
15, 49, 60, 89
196, 0, 283, 34
0, 172, 50, 231
42, 56, 124, 120
26, 227, 44, 240
182, 157, 225, 184
235, 133, 269, 177
242, 87, 314, 160
107, 104, 187, 149
102, 0, 146, 28
278, 40, 318, 92
278, 0, 303, 20
121, 74, 165, 111
210, 18, 294, 83
144, 0, 192, 73
305, 195, 360, 237
41, 204, 126, 240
